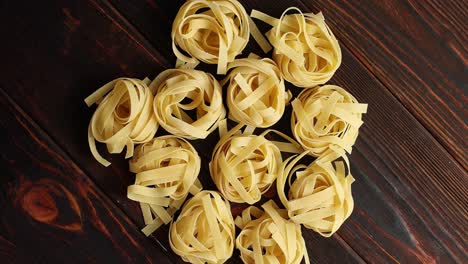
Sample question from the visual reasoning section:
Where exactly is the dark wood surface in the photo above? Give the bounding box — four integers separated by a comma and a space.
0, 0, 466, 263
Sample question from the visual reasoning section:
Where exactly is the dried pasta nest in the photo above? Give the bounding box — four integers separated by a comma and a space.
169, 191, 235, 264
277, 151, 354, 237
210, 129, 282, 204
85, 78, 158, 167
172, 0, 250, 74
235, 200, 309, 264
151, 69, 226, 139
291, 85, 367, 157
127, 135, 202, 236
251, 8, 341, 87
222, 56, 288, 128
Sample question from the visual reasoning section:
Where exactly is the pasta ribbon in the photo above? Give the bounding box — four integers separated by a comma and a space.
251, 8, 341, 87
277, 151, 354, 237
222, 55, 288, 128
85, 78, 158, 167
172, 0, 250, 74
127, 136, 202, 236
151, 69, 226, 139
291, 85, 367, 157
235, 200, 309, 264
210, 123, 302, 204
169, 191, 235, 264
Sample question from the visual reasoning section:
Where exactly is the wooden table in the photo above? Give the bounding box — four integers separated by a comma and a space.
0, 0, 466, 263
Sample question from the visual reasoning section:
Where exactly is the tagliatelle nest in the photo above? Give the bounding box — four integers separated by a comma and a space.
151, 69, 226, 139
251, 8, 341, 87
169, 191, 235, 264
127, 136, 202, 236
291, 85, 367, 157
278, 151, 354, 237
172, 0, 250, 74
235, 200, 309, 264
210, 123, 302, 204
222, 55, 289, 128
85, 78, 158, 167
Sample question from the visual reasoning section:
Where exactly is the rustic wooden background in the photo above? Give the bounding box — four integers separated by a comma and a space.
0, 0, 466, 263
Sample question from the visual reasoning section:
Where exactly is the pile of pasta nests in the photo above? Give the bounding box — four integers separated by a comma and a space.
85, 1, 368, 263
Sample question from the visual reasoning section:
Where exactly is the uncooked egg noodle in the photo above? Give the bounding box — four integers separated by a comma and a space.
291, 85, 367, 157
85, 78, 158, 167
222, 53, 290, 128
151, 69, 226, 140
250, 7, 342, 87
81, 2, 371, 263
277, 149, 355, 237
210, 122, 303, 204
235, 200, 310, 264
169, 191, 235, 264
172, 0, 250, 74
127, 135, 202, 236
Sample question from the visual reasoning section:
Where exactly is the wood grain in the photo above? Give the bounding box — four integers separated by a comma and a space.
0, 0, 466, 263
294, 0, 467, 168
0, 234, 15, 263
0, 90, 172, 263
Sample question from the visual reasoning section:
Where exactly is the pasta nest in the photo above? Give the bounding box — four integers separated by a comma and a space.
277, 151, 354, 237
172, 0, 250, 74
151, 69, 226, 139
291, 85, 367, 157
169, 191, 235, 264
85, 78, 158, 167
235, 200, 309, 264
222, 56, 288, 128
127, 136, 202, 236
210, 130, 282, 204
251, 8, 341, 87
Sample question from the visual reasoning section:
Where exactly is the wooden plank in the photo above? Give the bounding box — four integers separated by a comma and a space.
293, 0, 467, 168
0, 235, 15, 263
0, 91, 172, 263
0, 0, 466, 263
106, 0, 468, 263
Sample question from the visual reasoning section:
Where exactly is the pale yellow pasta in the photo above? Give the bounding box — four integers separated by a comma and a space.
222, 55, 288, 128
291, 85, 367, 157
127, 136, 202, 236
169, 191, 235, 264
277, 150, 354, 237
235, 200, 309, 264
84, 78, 158, 167
210, 123, 302, 204
172, 0, 250, 74
151, 69, 226, 139
251, 8, 341, 87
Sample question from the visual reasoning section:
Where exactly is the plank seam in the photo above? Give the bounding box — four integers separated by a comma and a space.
352, 146, 463, 262
0, 87, 177, 264
296, 0, 466, 170
90, 0, 172, 68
